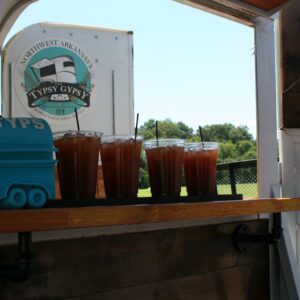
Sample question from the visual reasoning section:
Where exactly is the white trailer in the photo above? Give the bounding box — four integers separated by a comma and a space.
1, 22, 134, 135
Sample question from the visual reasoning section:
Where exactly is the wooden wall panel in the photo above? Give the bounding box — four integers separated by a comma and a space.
68, 266, 268, 300
280, 0, 300, 127
0, 220, 269, 300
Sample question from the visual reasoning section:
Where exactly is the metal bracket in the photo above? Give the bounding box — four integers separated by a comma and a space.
233, 213, 283, 253
0, 232, 32, 283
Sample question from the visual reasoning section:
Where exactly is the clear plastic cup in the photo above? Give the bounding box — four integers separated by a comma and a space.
184, 142, 218, 196
144, 139, 184, 197
100, 135, 143, 198
54, 130, 102, 200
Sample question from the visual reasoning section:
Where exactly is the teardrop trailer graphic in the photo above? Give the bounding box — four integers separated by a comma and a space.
23, 42, 93, 117
30, 56, 77, 102
31, 56, 77, 84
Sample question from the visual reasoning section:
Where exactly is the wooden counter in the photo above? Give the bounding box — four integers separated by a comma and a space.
0, 197, 299, 233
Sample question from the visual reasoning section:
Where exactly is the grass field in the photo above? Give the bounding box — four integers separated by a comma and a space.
138, 183, 257, 198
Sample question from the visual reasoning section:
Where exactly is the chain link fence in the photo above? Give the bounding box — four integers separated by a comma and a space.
217, 160, 258, 197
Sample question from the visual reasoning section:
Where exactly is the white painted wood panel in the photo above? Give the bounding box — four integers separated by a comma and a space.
255, 16, 278, 198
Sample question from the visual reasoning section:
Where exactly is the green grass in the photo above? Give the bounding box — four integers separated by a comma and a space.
138, 187, 187, 198
218, 183, 257, 197
138, 183, 257, 198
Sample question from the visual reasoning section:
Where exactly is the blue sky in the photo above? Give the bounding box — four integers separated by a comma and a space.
4, 0, 256, 136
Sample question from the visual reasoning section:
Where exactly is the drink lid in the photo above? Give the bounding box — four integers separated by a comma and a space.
184, 142, 218, 151
144, 139, 184, 149
101, 135, 143, 144
54, 130, 103, 140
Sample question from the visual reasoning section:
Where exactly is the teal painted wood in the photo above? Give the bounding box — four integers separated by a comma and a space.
0, 118, 56, 208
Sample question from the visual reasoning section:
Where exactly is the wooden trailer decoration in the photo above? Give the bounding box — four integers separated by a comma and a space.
0, 117, 55, 209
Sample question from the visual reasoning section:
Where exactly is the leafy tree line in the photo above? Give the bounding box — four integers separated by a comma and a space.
138, 119, 257, 188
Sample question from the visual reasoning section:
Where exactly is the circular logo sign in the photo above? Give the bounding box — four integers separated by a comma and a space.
16, 38, 94, 121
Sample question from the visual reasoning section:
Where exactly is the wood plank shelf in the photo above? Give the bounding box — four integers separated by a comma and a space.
0, 198, 299, 233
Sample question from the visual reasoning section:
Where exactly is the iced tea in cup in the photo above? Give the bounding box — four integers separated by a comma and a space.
54, 131, 102, 200
184, 142, 218, 196
144, 139, 184, 197
100, 135, 143, 198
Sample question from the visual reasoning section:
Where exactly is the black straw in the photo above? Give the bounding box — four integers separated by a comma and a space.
199, 126, 204, 148
155, 121, 159, 146
134, 113, 139, 140
75, 108, 80, 131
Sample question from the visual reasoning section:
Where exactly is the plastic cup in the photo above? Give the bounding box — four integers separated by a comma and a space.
183, 142, 218, 196
54, 131, 102, 200
144, 139, 184, 197
100, 135, 143, 198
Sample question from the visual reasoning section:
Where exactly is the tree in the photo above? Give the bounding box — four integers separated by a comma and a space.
197, 123, 253, 144
139, 118, 194, 140
201, 123, 234, 143
218, 142, 239, 163
177, 121, 194, 139
138, 119, 156, 140
236, 140, 256, 159
228, 126, 253, 144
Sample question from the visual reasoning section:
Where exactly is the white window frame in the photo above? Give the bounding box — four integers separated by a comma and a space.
177, 1, 299, 299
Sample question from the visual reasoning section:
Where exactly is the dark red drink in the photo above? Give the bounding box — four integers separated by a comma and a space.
54, 131, 102, 199
144, 139, 184, 197
184, 142, 218, 196
100, 136, 143, 198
